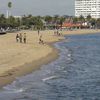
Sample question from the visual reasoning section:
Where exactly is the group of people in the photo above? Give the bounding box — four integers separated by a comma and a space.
16, 29, 62, 45
16, 33, 26, 43
54, 29, 62, 36
16, 31, 44, 45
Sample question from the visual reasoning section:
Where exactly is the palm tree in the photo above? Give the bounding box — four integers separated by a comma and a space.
90, 18, 96, 29
44, 15, 52, 24
73, 17, 78, 24
79, 15, 85, 23
96, 18, 100, 29
53, 15, 59, 23
59, 17, 66, 30
53, 15, 59, 29
87, 15, 92, 22
8, 2, 12, 17
0, 14, 6, 28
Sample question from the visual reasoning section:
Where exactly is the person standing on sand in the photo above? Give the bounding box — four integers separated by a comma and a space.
57, 29, 59, 36
19, 33, 22, 43
38, 30, 40, 35
16, 33, 19, 42
54, 30, 56, 35
23, 33, 26, 43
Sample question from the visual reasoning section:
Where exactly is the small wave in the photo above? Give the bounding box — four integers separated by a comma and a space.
68, 54, 71, 57
42, 76, 58, 82
12, 88, 24, 93
3, 87, 24, 93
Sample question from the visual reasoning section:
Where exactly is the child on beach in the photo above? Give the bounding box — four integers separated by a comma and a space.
39, 35, 44, 44
19, 33, 22, 43
23, 33, 26, 43
16, 33, 19, 42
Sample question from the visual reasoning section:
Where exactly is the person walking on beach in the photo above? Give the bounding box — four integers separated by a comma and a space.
54, 30, 56, 35
23, 33, 26, 43
57, 29, 59, 36
38, 30, 40, 35
16, 33, 19, 42
19, 33, 22, 43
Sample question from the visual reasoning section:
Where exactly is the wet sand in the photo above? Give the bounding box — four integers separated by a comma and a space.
0, 29, 100, 88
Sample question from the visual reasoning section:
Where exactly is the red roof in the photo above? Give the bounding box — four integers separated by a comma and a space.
60, 23, 81, 27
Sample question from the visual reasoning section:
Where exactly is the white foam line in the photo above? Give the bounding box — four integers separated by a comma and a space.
3, 87, 24, 93
42, 76, 57, 82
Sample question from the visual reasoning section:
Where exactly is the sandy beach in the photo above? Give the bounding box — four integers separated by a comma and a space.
0, 29, 100, 88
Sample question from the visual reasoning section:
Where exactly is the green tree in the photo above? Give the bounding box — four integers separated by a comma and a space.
44, 15, 52, 23
53, 15, 59, 23
33, 16, 43, 30
8, 2, 12, 17
7, 16, 15, 27
96, 18, 100, 28
53, 15, 60, 29
21, 15, 44, 30
73, 17, 78, 23
0, 14, 7, 28
59, 17, 66, 29
79, 15, 85, 23
90, 18, 96, 28
8, 2, 12, 9
87, 15, 92, 22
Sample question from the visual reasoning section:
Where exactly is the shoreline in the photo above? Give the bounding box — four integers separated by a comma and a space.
0, 29, 100, 88
0, 30, 64, 88
0, 43, 59, 88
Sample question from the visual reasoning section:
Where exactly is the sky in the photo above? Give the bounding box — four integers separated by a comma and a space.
0, 0, 75, 16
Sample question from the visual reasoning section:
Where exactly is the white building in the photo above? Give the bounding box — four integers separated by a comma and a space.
14, 16, 22, 19
75, 0, 100, 18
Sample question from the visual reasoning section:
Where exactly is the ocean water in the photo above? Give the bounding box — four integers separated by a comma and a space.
0, 33, 100, 100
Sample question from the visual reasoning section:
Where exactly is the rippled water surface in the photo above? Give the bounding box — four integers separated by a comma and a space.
0, 33, 100, 100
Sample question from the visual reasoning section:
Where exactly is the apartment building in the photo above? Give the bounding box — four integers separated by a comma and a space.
75, 0, 100, 18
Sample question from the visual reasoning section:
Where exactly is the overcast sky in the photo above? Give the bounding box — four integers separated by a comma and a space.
0, 0, 75, 16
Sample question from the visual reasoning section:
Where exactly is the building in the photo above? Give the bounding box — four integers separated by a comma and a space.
14, 16, 22, 19
75, 0, 100, 18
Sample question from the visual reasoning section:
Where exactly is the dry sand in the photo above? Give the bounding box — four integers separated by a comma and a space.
0, 29, 100, 88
